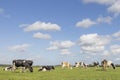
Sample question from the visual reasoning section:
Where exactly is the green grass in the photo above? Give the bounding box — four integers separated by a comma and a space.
0, 66, 120, 80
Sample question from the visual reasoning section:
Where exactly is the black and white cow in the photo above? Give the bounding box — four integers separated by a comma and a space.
93, 61, 99, 68
75, 62, 88, 68
38, 66, 55, 72
3, 66, 12, 71
12, 59, 33, 72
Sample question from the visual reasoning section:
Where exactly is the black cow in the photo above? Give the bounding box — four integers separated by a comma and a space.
12, 59, 33, 72
38, 66, 55, 71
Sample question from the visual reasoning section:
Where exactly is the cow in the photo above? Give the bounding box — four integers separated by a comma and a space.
38, 66, 55, 72
61, 62, 71, 69
93, 61, 99, 68
12, 59, 33, 72
101, 59, 115, 70
3, 66, 12, 71
75, 62, 88, 68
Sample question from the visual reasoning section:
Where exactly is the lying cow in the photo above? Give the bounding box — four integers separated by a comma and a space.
12, 59, 33, 72
38, 66, 55, 72
3, 66, 12, 71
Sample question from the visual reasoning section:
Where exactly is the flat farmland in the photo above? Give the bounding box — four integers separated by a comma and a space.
0, 67, 120, 80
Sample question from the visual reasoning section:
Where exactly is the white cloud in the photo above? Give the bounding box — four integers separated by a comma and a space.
112, 30, 120, 40
116, 58, 120, 61
47, 40, 75, 50
78, 33, 110, 54
110, 44, 120, 54
47, 41, 60, 50
47, 40, 75, 55
8, 44, 31, 52
97, 16, 112, 24
76, 16, 112, 28
76, 18, 96, 28
83, 0, 120, 16
33, 32, 51, 39
102, 50, 111, 56
108, 1, 120, 16
23, 21, 61, 32
60, 49, 71, 55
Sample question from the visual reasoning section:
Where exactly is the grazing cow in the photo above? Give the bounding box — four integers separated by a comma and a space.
75, 62, 80, 67
75, 62, 88, 68
101, 59, 115, 70
12, 59, 33, 72
61, 62, 71, 69
38, 66, 55, 72
93, 61, 99, 68
3, 66, 12, 71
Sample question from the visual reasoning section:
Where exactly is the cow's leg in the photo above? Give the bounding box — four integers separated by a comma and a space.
12, 63, 16, 71
67, 65, 70, 69
62, 65, 64, 69
21, 67, 25, 73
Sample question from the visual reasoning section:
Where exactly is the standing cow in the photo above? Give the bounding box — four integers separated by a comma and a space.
93, 61, 99, 68
12, 59, 33, 72
61, 62, 71, 69
101, 59, 115, 70
75, 62, 88, 68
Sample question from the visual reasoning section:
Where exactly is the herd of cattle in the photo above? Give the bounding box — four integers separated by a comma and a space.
2, 59, 116, 72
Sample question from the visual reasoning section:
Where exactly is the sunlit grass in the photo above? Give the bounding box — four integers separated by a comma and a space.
0, 66, 120, 80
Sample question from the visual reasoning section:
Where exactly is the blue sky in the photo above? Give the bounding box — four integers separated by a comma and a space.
0, 0, 120, 65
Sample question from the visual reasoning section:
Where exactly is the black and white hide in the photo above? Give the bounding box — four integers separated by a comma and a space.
93, 61, 99, 68
12, 59, 33, 72
38, 66, 55, 72
3, 66, 12, 71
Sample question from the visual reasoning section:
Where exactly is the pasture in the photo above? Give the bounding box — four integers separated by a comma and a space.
0, 66, 120, 80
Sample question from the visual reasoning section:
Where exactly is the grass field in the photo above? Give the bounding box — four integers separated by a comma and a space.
0, 66, 120, 80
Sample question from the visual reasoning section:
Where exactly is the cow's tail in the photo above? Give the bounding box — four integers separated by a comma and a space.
111, 63, 115, 69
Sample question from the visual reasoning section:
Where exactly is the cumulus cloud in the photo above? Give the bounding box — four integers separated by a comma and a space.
22, 21, 61, 32
82, 0, 120, 16
8, 44, 31, 52
60, 49, 71, 55
102, 50, 111, 56
47, 40, 75, 50
112, 30, 120, 40
76, 16, 112, 28
108, 1, 120, 16
110, 45, 120, 54
76, 18, 96, 28
116, 58, 120, 61
33, 32, 51, 39
78, 33, 110, 54
47, 40, 75, 55
97, 16, 112, 24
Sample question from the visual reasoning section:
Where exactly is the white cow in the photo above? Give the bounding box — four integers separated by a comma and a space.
61, 62, 71, 69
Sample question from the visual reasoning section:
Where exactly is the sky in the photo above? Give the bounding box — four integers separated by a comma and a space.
0, 0, 120, 65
